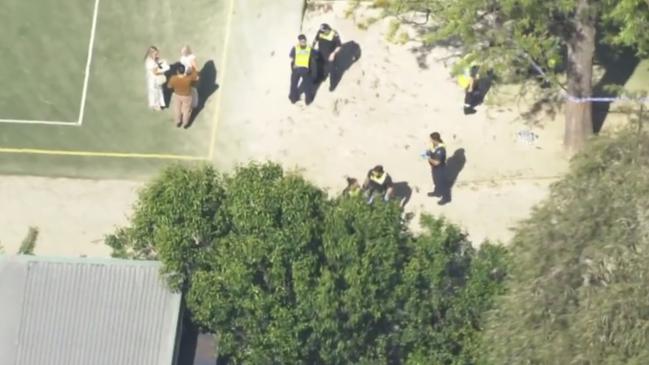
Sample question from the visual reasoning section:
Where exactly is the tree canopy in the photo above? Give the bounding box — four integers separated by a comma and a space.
480, 127, 649, 364
377, 0, 649, 150
107, 162, 507, 364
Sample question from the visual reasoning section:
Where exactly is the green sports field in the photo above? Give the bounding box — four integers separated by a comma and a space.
0, 0, 229, 178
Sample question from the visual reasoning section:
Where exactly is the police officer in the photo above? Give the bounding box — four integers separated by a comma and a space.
312, 23, 342, 90
289, 34, 318, 104
462, 63, 480, 114
342, 177, 362, 197
426, 132, 451, 205
363, 165, 394, 203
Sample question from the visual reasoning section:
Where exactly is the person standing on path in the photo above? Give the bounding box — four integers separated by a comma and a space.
167, 64, 199, 128
180, 45, 200, 108
289, 34, 317, 104
312, 23, 342, 90
427, 132, 451, 205
144, 46, 169, 110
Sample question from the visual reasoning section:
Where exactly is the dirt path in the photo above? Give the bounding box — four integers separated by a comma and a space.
0, 176, 140, 256
1, 1, 571, 257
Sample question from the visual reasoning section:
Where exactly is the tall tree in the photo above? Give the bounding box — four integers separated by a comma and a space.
107, 163, 508, 364
378, 0, 649, 151
480, 127, 649, 363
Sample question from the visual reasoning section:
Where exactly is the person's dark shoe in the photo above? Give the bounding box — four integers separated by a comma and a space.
437, 198, 451, 206
176, 122, 182, 128
427, 191, 441, 197
463, 106, 477, 115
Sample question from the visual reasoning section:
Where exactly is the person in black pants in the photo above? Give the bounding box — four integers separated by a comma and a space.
312, 23, 342, 90
426, 132, 451, 205
289, 34, 318, 104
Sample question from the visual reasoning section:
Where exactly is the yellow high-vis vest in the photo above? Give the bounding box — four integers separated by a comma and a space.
318, 30, 336, 41
294, 46, 312, 68
370, 172, 387, 185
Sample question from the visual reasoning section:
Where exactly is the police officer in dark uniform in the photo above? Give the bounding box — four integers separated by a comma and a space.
426, 132, 451, 205
289, 34, 318, 104
312, 23, 342, 90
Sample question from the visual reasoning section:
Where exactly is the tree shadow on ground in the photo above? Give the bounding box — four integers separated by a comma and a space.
188, 60, 220, 127
176, 311, 199, 364
446, 148, 466, 199
392, 181, 413, 209
592, 45, 640, 133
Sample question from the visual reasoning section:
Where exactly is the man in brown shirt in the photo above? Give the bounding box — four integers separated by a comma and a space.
167, 64, 199, 128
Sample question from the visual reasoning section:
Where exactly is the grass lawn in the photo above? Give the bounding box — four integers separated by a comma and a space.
0, 0, 229, 178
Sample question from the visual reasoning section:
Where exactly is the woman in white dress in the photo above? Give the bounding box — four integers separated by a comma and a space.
180, 45, 199, 107
144, 46, 168, 110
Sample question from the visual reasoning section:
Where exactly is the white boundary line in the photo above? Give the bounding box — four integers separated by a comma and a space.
0, 0, 100, 127
76, 0, 100, 126
0, 119, 74, 125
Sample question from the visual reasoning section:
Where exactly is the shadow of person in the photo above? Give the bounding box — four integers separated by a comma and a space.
473, 70, 494, 107
188, 60, 220, 126
445, 148, 466, 199
391, 181, 413, 209
329, 41, 361, 92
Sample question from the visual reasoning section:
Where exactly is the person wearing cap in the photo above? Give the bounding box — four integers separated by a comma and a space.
426, 132, 451, 205
289, 34, 318, 104
363, 165, 394, 204
312, 23, 342, 90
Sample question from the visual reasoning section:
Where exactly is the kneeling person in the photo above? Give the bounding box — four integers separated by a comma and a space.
363, 165, 394, 203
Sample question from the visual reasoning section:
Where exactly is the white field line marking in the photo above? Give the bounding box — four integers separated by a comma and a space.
0, 119, 76, 126
77, 0, 101, 126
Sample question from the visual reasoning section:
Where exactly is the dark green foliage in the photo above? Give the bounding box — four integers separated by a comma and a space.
108, 162, 508, 364
482, 129, 649, 364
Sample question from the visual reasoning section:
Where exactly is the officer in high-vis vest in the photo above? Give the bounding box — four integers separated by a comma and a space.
363, 165, 394, 204
312, 23, 342, 89
342, 177, 362, 197
289, 34, 317, 104
426, 132, 451, 205
458, 63, 480, 115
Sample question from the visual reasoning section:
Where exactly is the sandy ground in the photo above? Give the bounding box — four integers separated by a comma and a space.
1, 0, 573, 256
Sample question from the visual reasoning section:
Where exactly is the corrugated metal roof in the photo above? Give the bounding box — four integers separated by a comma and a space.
0, 255, 182, 365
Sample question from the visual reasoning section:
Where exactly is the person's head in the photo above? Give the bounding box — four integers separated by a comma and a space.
430, 132, 443, 146
181, 45, 192, 56
145, 46, 159, 60
297, 34, 307, 48
372, 165, 384, 176
469, 64, 480, 78
177, 64, 186, 75
346, 177, 358, 187
320, 23, 332, 33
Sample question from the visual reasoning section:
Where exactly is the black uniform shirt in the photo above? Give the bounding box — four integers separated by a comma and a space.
314, 30, 342, 56
430, 145, 446, 168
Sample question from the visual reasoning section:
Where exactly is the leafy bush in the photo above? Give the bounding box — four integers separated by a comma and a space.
481, 128, 649, 364
108, 162, 507, 364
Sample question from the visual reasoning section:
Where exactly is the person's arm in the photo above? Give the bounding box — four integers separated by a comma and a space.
289, 47, 295, 69
166, 77, 175, 90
